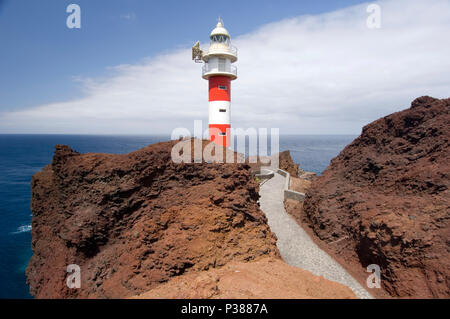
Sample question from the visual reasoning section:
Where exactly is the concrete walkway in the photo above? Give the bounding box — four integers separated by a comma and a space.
259, 172, 373, 299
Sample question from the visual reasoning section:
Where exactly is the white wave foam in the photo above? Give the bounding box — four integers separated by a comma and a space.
12, 224, 32, 234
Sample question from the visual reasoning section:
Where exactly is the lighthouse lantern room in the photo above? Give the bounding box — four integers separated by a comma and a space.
192, 19, 238, 147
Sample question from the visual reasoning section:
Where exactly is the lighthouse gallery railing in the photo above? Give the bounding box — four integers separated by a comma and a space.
204, 45, 238, 57
202, 63, 237, 77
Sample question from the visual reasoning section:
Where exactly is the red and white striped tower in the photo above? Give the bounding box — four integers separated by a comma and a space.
196, 19, 237, 147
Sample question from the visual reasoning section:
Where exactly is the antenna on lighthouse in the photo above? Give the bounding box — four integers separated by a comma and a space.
192, 41, 203, 63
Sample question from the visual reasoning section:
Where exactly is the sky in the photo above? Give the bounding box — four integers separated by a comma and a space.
0, 0, 449, 135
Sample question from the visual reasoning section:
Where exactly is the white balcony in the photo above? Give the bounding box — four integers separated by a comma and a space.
202, 63, 237, 80
202, 45, 238, 63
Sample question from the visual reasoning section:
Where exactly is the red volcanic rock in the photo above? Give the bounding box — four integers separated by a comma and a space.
279, 150, 300, 177
301, 96, 450, 298
132, 257, 356, 299
26, 140, 279, 298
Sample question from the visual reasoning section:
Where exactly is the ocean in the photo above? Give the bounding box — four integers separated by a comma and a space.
0, 134, 356, 298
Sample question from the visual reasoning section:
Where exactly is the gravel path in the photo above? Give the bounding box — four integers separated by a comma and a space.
259, 172, 373, 299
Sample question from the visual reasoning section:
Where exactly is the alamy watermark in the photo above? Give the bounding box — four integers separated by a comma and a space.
366, 264, 381, 288
66, 4, 81, 29
66, 264, 81, 289
366, 3, 381, 29
65, 4, 381, 31
170, 120, 280, 169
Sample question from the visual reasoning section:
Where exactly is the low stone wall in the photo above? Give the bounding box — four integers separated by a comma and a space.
254, 168, 275, 180
277, 168, 305, 202
256, 171, 274, 180
285, 189, 306, 202
253, 167, 305, 202
277, 169, 288, 177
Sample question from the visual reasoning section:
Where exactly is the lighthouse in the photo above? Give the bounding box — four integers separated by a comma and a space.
192, 19, 238, 147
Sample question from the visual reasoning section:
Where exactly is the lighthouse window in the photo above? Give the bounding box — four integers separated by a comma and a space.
219, 85, 227, 90
219, 132, 227, 136
211, 35, 228, 43
219, 109, 227, 112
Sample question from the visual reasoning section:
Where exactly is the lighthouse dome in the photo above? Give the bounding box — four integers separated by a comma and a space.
202, 18, 237, 65
210, 19, 230, 38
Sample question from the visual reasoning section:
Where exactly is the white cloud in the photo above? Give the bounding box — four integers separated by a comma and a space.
1, 0, 449, 134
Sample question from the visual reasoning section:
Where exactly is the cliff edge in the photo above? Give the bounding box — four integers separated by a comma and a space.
26, 139, 355, 299
26, 140, 280, 298
298, 96, 449, 298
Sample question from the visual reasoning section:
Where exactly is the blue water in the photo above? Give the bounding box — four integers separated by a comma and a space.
279, 135, 356, 174
0, 134, 356, 298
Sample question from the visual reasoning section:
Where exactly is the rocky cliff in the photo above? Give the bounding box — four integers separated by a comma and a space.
26, 140, 280, 298
299, 96, 449, 298
278, 150, 300, 177
27, 139, 356, 299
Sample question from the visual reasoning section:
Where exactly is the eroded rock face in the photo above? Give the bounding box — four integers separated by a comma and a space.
302, 96, 450, 298
26, 140, 279, 298
279, 150, 300, 177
